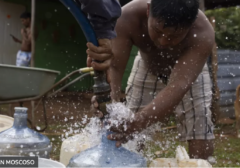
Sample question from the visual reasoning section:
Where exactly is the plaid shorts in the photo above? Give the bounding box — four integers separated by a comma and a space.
125, 54, 215, 141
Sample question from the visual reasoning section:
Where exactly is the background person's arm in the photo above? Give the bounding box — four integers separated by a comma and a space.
10, 34, 22, 43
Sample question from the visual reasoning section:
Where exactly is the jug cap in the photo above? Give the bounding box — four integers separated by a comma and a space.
14, 107, 28, 111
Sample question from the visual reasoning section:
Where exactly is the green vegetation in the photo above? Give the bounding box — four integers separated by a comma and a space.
206, 7, 240, 50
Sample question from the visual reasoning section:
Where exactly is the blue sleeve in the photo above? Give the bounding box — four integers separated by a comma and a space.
77, 0, 122, 39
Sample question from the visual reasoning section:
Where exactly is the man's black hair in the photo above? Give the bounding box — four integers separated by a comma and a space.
150, 0, 199, 29
20, 12, 31, 19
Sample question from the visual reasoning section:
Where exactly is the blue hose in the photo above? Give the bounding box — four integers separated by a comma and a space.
59, 0, 110, 94
59, 0, 98, 46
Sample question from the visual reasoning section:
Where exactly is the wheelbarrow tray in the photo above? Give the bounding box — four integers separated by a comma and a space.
0, 64, 60, 101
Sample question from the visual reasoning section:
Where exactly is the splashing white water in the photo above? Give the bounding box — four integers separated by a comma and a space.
106, 102, 135, 129
106, 102, 164, 159
80, 117, 102, 147
71, 102, 174, 161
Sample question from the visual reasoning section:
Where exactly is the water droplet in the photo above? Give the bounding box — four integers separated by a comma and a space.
106, 157, 111, 163
153, 106, 156, 110
193, 34, 197, 37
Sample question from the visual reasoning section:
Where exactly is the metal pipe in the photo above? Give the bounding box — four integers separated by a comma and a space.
31, 0, 36, 126
31, 0, 36, 67
47, 69, 81, 92
47, 73, 91, 98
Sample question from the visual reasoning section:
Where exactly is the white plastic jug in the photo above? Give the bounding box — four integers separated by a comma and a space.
60, 134, 92, 166
0, 115, 14, 132
149, 146, 212, 168
39, 158, 65, 168
150, 158, 178, 167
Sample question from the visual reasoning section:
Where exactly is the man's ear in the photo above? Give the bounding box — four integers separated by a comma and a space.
147, 2, 150, 17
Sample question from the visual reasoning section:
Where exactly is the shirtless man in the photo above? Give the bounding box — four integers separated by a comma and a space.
11, 12, 32, 67
88, 0, 215, 159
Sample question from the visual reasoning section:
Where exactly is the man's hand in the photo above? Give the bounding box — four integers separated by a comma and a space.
90, 96, 147, 147
10, 34, 21, 43
86, 38, 113, 71
90, 95, 104, 119
107, 112, 148, 147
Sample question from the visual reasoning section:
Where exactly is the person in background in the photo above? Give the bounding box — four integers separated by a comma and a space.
11, 12, 32, 67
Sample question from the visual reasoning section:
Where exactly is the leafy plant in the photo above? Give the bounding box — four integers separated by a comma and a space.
205, 7, 240, 50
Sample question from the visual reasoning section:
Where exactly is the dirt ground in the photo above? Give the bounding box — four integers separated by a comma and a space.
0, 92, 93, 129
0, 91, 240, 167
0, 91, 94, 161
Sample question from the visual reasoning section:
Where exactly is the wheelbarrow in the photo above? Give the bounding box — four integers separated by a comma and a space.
0, 64, 94, 132
0, 0, 104, 132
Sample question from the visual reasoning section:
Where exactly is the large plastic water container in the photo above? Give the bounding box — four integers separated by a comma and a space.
0, 107, 52, 158
67, 131, 147, 167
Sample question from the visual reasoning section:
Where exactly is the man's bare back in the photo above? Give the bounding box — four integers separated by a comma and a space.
117, 0, 214, 77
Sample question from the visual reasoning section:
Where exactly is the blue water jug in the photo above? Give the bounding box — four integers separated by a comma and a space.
67, 130, 147, 167
0, 107, 52, 158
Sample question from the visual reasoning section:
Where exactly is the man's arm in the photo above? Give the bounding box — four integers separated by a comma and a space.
105, 8, 134, 100
10, 34, 22, 43
77, 0, 121, 39
141, 37, 214, 127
